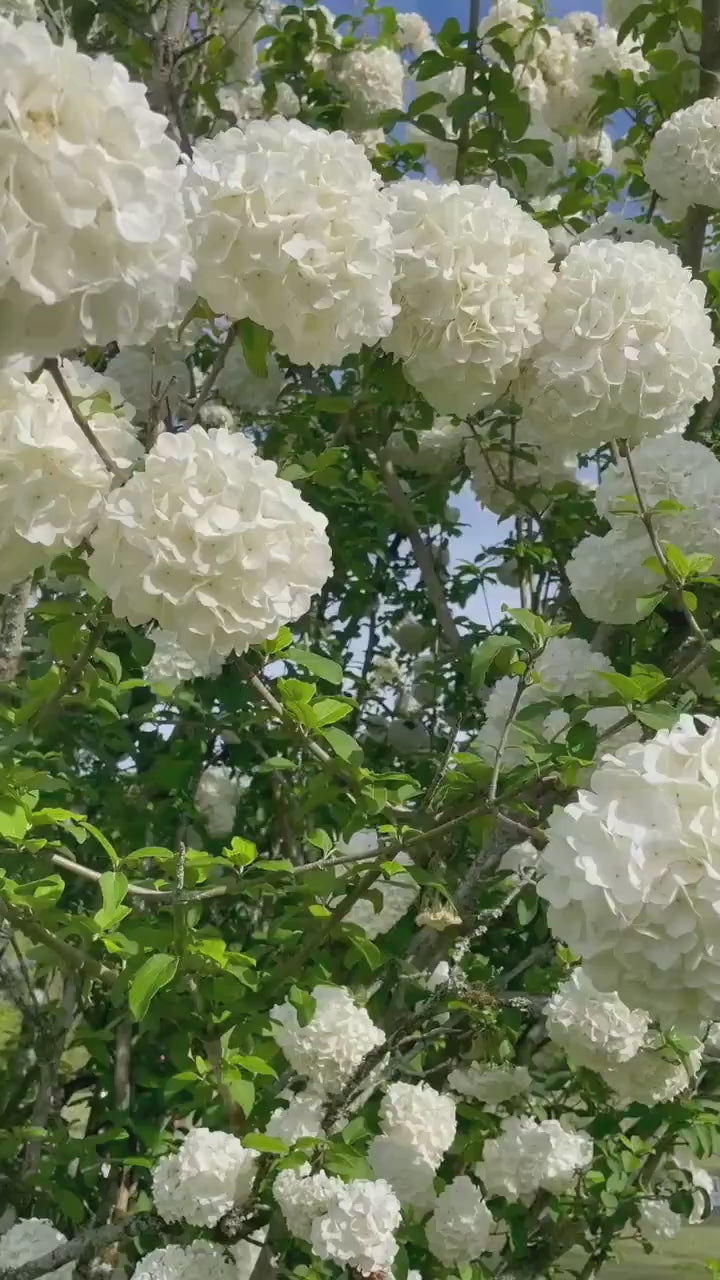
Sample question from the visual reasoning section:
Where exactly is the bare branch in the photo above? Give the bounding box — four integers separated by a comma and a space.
0, 1217, 159, 1280
187, 324, 240, 428
0, 579, 32, 683
43, 359, 124, 481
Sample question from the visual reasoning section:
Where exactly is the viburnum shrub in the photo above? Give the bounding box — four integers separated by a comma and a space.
4, 1, 720, 1279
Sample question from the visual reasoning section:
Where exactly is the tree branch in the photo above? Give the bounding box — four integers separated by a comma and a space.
43, 360, 124, 481
0, 579, 32, 684
680, 0, 720, 270
0, 1217, 159, 1280
0, 899, 115, 987
187, 324, 240, 428
455, 0, 482, 182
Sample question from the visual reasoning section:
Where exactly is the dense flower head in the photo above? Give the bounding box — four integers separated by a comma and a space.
476, 1115, 593, 1200
603, 1036, 702, 1105
394, 11, 434, 53
385, 179, 555, 417
638, 1199, 683, 1242
537, 715, 720, 1028
577, 213, 673, 248
0, 18, 192, 361
517, 240, 717, 450
425, 1176, 495, 1266
0, 368, 139, 592
543, 26, 648, 135
185, 119, 396, 366
1, 1219, 73, 1280
546, 969, 651, 1072
273, 1166, 343, 1240
214, 344, 285, 411
151, 1127, 257, 1227
218, 80, 300, 124
265, 1091, 326, 1145
270, 984, 386, 1094
645, 99, 720, 217
88, 425, 332, 661
367, 1135, 437, 1210
379, 1081, 456, 1167
131, 1243, 236, 1280
466, 422, 577, 514
328, 46, 405, 127
448, 1062, 532, 1105
195, 764, 243, 837
386, 416, 472, 473
144, 630, 223, 691
566, 526, 662, 624
310, 1179, 401, 1276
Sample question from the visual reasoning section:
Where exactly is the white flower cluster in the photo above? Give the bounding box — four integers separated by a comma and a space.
217, 0, 266, 83
394, 11, 434, 54
0, 1219, 73, 1280
386, 416, 472, 474
88, 425, 332, 661
274, 1168, 401, 1275
152, 1127, 256, 1227
566, 526, 659, 625
518, 240, 717, 452
131, 1243, 235, 1280
425, 1176, 495, 1267
448, 1061, 532, 1105
466, 422, 577, 514
0, 18, 191, 361
195, 764, 244, 837
475, 636, 617, 771
602, 1035, 702, 1106
546, 969, 651, 1072
270, 984, 385, 1094
328, 45, 405, 127
218, 80, 300, 125
334, 843, 418, 940
476, 1115, 593, 1200
385, 179, 554, 417
368, 1082, 455, 1208
144, 630, 223, 691
538, 715, 720, 1029
0, 367, 139, 592
265, 1090, 326, 1145
186, 119, 396, 366
214, 344, 285, 412
645, 99, 720, 217
638, 1199, 683, 1243
543, 26, 647, 135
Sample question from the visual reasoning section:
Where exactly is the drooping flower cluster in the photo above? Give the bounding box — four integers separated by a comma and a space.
476, 1115, 593, 1201
538, 715, 720, 1029
273, 1168, 401, 1275
385, 179, 555, 417
265, 1090, 326, 1145
386, 416, 472, 474
328, 45, 405, 127
131, 1243, 236, 1280
517, 240, 717, 451
185, 119, 396, 366
546, 969, 651, 1072
152, 1127, 257, 1227
195, 764, 244, 837
368, 1081, 455, 1209
270, 984, 386, 1094
393, 10, 434, 54
425, 1176, 495, 1267
448, 1062, 532, 1105
0, 1219, 73, 1280
0, 368, 139, 591
0, 18, 192, 361
645, 99, 720, 217
144, 630, 224, 691
88, 425, 332, 661
602, 1035, 702, 1106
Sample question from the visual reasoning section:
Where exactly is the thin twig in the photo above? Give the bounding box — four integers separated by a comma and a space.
187, 324, 240, 428
455, 0, 482, 182
241, 663, 333, 766
0, 579, 32, 684
43, 360, 124, 481
0, 899, 115, 987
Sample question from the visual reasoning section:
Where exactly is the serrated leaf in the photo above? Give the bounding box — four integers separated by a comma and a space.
129, 953, 178, 1021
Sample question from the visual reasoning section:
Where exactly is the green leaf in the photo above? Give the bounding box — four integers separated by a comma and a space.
320, 726, 363, 764
664, 543, 691, 579
242, 1133, 287, 1153
237, 318, 273, 378
635, 703, 680, 731
225, 836, 257, 866
348, 932, 383, 970
228, 1077, 255, 1116
470, 635, 517, 689
95, 649, 122, 683
284, 647, 343, 685
99, 871, 129, 913
0, 796, 29, 841
129, 953, 178, 1021
233, 1055, 277, 1077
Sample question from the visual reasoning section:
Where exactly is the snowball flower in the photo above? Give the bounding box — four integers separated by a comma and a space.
577, 213, 673, 248
1, 1219, 73, 1280
310, 1178, 401, 1276
273, 1165, 343, 1240
394, 11, 434, 54
218, 80, 300, 124
477, 1116, 593, 1200
425, 1176, 495, 1267
645, 99, 720, 217
151, 1127, 257, 1227
537, 715, 720, 1029
390, 614, 431, 653
195, 765, 243, 837
543, 26, 648, 135
546, 969, 650, 1072
386, 416, 472, 473
131, 1243, 235, 1280
603, 1037, 702, 1104
265, 1091, 326, 1144
0, 18, 192, 361
448, 1062, 532, 1105
0, 369, 139, 591
638, 1199, 683, 1242
518, 240, 717, 451
367, 1135, 437, 1210
385, 179, 554, 417
88, 425, 332, 661
186, 119, 396, 366
567, 525, 663, 624
214, 344, 284, 411
466, 423, 577, 514
332, 839, 418, 939
270, 984, 385, 1094
328, 46, 405, 127
144, 630, 223, 690
379, 1081, 456, 1168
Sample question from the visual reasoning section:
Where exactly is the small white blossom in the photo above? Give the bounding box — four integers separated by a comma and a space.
144, 631, 223, 691
448, 1062, 532, 1105
379, 1081, 456, 1168
218, 80, 300, 124
477, 1116, 593, 1201
88, 425, 332, 662
265, 1091, 326, 1145
195, 765, 244, 837
638, 1199, 683, 1242
106, 342, 193, 422
394, 12, 434, 54
131, 1243, 235, 1280
645, 98, 720, 218
1, 1219, 73, 1280
466, 423, 577, 514
198, 403, 235, 430
270, 985, 385, 1095
425, 1176, 495, 1267
332, 844, 418, 940
567, 526, 662, 624
386, 416, 472, 473
603, 1037, 702, 1105
186, 119, 396, 367
214, 344, 285, 412
328, 46, 405, 127
151, 1128, 257, 1227
546, 970, 651, 1072
273, 1165, 342, 1241
310, 1178, 401, 1276
543, 26, 648, 135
